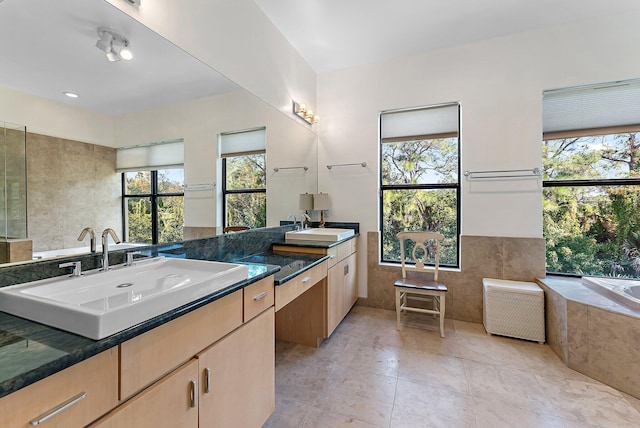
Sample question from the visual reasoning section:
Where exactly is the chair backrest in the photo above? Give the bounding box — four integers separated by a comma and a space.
396, 231, 445, 281
223, 226, 250, 233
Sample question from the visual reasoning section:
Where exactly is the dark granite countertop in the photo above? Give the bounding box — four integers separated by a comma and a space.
0, 263, 279, 399
235, 251, 329, 285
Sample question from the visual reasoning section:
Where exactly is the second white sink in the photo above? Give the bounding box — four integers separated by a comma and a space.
0, 257, 248, 340
285, 228, 355, 242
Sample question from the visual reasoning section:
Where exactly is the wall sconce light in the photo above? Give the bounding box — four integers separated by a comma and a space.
293, 101, 320, 125
95, 27, 133, 62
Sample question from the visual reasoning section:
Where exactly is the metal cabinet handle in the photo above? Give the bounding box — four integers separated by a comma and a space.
189, 380, 197, 408
30, 392, 86, 426
301, 276, 312, 284
253, 292, 269, 301
344, 264, 349, 275
203, 368, 211, 394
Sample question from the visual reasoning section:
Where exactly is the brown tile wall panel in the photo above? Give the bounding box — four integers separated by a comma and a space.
365, 232, 546, 323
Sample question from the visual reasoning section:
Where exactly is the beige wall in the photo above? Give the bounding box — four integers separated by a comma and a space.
26, 133, 121, 252
318, 11, 640, 298
364, 232, 546, 323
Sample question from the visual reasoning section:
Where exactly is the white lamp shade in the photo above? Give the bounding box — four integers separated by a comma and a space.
299, 193, 314, 210
313, 193, 331, 210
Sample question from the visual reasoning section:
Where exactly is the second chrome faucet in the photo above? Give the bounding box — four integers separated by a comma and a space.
101, 228, 122, 271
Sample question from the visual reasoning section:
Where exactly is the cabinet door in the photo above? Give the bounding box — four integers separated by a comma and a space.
342, 252, 358, 315
120, 290, 243, 400
327, 259, 345, 336
198, 308, 275, 428
89, 359, 199, 428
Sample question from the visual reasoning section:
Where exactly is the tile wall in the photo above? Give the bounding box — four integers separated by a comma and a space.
364, 232, 546, 322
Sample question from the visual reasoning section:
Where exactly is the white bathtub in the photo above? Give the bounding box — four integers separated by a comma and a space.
582, 277, 640, 311
33, 243, 147, 260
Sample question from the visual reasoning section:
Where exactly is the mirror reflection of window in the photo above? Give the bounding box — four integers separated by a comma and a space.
118, 140, 185, 244
220, 128, 267, 229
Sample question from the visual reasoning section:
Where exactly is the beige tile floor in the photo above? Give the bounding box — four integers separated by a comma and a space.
264, 306, 640, 428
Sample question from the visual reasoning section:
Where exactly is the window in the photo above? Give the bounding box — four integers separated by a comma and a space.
543, 79, 640, 277
220, 128, 266, 228
122, 170, 185, 244
379, 103, 460, 266
118, 140, 185, 244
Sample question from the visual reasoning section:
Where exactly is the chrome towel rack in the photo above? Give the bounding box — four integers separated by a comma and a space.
183, 183, 216, 191
463, 168, 542, 180
326, 162, 367, 170
273, 165, 308, 172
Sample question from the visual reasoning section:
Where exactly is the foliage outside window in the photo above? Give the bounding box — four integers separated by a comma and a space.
380, 104, 460, 266
123, 169, 184, 244
543, 132, 640, 277
223, 154, 266, 228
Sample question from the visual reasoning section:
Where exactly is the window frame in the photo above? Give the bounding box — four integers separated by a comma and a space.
542, 130, 640, 277
379, 103, 461, 267
121, 169, 185, 244
221, 153, 267, 228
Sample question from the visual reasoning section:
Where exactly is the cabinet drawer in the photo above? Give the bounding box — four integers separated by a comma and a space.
120, 290, 243, 400
244, 276, 275, 321
327, 239, 356, 267
90, 359, 199, 428
275, 261, 327, 311
0, 349, 118, 428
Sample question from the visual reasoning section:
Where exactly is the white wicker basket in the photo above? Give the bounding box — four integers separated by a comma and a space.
482, 278, 545, 344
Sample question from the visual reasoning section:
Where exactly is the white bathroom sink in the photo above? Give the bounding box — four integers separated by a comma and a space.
0, 257, 248, 339
285, 228, 355, 242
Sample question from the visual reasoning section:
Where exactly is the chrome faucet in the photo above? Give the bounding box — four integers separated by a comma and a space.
287, 213, 300, 230
301, 213, 311, 229
101, 228, 122, 271
77, 227, 96, 253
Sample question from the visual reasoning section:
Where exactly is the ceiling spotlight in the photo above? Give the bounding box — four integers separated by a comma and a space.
63, 91, 79, 98
95, 27, 133, 62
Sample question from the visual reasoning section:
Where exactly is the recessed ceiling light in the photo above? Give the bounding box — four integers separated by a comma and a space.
63, 91, 79, 98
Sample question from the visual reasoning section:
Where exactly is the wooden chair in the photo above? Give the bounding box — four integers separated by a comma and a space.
394, 231, 448, 337
223, 226, 249, 233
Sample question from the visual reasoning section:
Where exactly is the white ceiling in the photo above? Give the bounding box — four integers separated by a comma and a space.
253, 0, 640, 73
0, 0, 238, 116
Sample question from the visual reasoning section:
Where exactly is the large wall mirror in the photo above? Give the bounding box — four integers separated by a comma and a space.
0, 0, 318, 265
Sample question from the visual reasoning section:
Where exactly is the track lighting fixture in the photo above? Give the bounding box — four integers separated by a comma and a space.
95, 27, 133, 62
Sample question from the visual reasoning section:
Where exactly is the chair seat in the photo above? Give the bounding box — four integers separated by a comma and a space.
394, 278, 448, 292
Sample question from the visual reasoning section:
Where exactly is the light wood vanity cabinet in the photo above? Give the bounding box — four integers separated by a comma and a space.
2, 275, 275, 428
327, 250, 358, 336
273, 238, 358, 338
0, 348, 118, 428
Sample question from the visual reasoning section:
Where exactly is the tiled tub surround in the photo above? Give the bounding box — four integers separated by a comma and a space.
538, 276, 640, 400
364, 232, 546, 323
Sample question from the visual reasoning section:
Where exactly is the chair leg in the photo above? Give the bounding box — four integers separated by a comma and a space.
439, 294, 446, 338
395, 289, 402, 331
